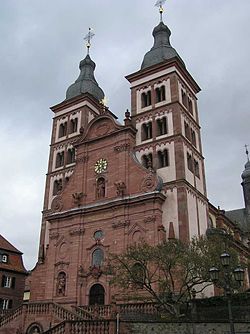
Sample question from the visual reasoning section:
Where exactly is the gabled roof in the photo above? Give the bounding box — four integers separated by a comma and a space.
0, 234, 22, 254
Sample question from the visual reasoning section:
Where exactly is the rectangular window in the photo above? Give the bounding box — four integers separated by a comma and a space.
2, 275, 12, 288
0, 299, 12, 310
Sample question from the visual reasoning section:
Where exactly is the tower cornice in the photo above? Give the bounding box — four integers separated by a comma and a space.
126, 57, 201, 94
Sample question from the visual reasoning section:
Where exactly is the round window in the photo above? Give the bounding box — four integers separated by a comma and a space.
94, 230, 104, 240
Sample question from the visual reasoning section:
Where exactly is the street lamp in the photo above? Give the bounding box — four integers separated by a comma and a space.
209, 252, 244, 334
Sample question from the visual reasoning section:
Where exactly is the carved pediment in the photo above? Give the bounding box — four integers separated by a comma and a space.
76, 115, 122, 144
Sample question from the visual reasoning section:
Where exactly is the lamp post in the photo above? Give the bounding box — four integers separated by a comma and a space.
209, 252, 244, 334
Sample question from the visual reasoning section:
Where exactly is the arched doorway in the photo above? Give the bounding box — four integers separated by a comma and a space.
26, 323, 43, 334
89, 284, 105, 305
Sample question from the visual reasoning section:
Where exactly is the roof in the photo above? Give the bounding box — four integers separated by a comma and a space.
0, 234, 22, 254
225, 208, 250, 233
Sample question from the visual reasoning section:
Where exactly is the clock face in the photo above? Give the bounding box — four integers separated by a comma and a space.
94, 158, 108, 174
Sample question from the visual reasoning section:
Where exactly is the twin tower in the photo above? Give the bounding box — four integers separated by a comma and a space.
32, 16, 208, 306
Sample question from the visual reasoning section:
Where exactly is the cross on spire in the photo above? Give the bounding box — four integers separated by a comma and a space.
245, 144, 249, 162
84, 27, 95, 55
155, 0, 166, 22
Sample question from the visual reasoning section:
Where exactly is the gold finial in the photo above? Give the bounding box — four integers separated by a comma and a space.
100, 96, 108, 107
245, 144, 249, 162
84, 27, 95, 55
155, 0, 166, 22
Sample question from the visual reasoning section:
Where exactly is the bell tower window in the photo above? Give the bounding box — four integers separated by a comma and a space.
187, 153, 193, 172
158, 149, 169, 168
58, 122, 67, 138
156, 117, 167, 136
55, 152, 64, 168
142, 153, 153, 169
141, 91, 151, 108
142, 122, 152, 141
53, 179, 63, 196
66, 148, 75, 164
69, 118, 78, 134
155, 86, 166, 103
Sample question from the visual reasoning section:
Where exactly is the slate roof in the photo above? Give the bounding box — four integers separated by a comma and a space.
225, 208, 250, 233
0, 234, 22, 254
141, 21, 185, 70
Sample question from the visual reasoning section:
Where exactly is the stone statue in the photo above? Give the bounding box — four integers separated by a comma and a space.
57, 272, 66, 296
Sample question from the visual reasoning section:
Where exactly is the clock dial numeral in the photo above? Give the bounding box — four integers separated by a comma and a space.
94, 159, 108, 174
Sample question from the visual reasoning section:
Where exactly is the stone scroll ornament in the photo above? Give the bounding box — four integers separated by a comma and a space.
141, 173, 158, 192
51, 195, 63, 212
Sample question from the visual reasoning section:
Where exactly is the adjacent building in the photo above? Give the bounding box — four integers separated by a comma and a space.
0, 235, 27, 313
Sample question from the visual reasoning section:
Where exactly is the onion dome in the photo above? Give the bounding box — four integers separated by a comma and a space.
66, 54, 104, 101
141, 21, 185, 70
242, 160, 250, 179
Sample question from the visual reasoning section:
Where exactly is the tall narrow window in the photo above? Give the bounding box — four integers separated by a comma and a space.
155, 86, 166, 103
141, 91, 151, 108
1, 276, 12, 288
92, 248, 104, 267
158, 150, 169, 168
191, 130, 196, 147
157, 117, 167, 136
188, 98, 193, 114
58, 122, 67, 138
182, 91, 188, 108
194, 159, 200, 178
69, 118, 78, 134
184, 122, 191, 140
141, 154, 153, 169
187, 153, 193, 172
55, 152, 64, 168
96, 177, 106, 199
66, 148, 75, 164
142, 122, 152, 141
53, 179, 63, 196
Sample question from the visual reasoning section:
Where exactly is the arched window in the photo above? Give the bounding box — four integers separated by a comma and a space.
155, 86, 166, 103
158, 150, 169, 168
58, 122, 67, 138
55, 152, 64, 168
188, 98, 193, 114
194, 159, 200, 178
141, 91, 152, 108
56, 272, 66, 296
89, 284, 105, 305
181, 90, 188, 108
187, 153, 193, 172
191, 129, 196, 147
92, 248, 104, 267
142, 122, 152, 141
66, 148, 75, 164
53, 179, 63, 196
131, 263, 145, 288
96, 177, 106, 199
141, 153, 153, 169
184, 122, 191, 140
157, 117, 167, 136
69, 118, 78, 134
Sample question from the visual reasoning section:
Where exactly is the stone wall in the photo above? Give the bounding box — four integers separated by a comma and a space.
120, 321, 250, 334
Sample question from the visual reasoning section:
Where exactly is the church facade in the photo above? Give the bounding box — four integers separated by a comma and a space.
31, 17, 209, 308
0, 8, 249, 334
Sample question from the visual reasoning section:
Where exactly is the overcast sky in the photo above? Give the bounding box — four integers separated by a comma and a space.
0, 0, 249, 270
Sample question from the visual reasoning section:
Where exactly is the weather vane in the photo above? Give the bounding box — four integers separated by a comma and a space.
155, 0, 166, 22
245, 144, 249, 161
84, 27, 95, 54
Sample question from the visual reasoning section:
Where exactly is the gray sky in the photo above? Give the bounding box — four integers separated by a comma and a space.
0, 0, 249, 270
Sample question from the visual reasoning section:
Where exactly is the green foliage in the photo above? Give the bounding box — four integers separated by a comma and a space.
108, 235, 244, 318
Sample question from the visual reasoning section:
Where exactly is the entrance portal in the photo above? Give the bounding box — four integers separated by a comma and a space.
89, 284, 105, 305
